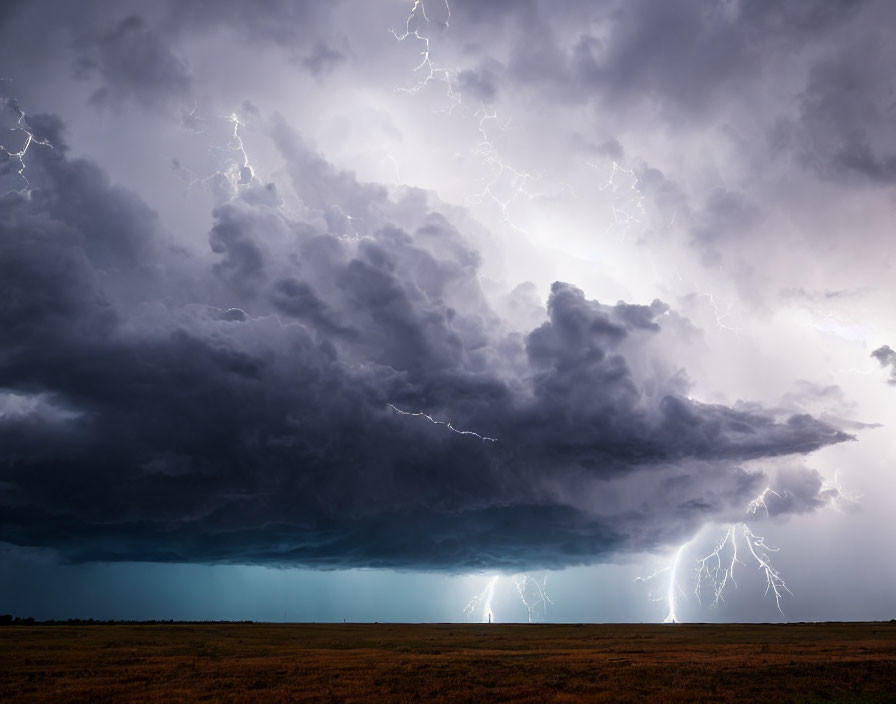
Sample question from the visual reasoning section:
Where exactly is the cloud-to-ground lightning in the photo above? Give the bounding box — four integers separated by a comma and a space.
635, 540, 692, 623
464, 575, 499, 623
636, 477, 861, 620
387, 403, 498, 442
0, 96, 53, 196
512, 573, 554, 623
464, 573, 554, 623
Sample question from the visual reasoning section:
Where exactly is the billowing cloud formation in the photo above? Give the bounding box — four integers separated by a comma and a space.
0, 104, 849, 570
871, 345, 896, 384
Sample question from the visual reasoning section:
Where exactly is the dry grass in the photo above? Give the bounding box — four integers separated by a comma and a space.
2, 622, 895, 702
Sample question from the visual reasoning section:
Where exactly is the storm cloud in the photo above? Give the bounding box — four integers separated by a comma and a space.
0, 101, 849, 571
871, 345, 896, 385
1, 0, 893, 628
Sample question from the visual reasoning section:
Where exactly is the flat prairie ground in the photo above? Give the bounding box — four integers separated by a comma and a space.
2, 622, 895, 703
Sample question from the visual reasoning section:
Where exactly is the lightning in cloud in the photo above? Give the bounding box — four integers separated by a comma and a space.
820, 472, 862, 513
0, 97, 53, 197
387, 403, 498, 442
223, 112, 255, 187
701, 290, 743, 336
390, 2, 550, 232
172, 108, 257, 197
390, 0, 456, 104
747, 487, 781, 516
326, 204, 366, 240
587, 159, 646, 239
464, 108, 545, 233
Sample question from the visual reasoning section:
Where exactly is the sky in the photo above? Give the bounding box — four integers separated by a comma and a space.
1, 0, 895, 624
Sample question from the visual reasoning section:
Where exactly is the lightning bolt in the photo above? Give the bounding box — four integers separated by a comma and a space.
701, 290, 742, 336
389, 2, 549, 232
587, 159, 646, 239
464, 574, 499, 623
465, 108, 544, 233
694, 524, 742, 611
739, 524, 793, 614
637, 484, 801, 620
0, 96, 53, 197
464, 573, 554, 623
512, 573, 554, 623
172, 109, 256, 194
635, 540, 692, 623
746, 486, 782, 516
223, 112, 255, 187
389, 0, 456, 105
387, 403, 498, 442
820, 472, 862, 513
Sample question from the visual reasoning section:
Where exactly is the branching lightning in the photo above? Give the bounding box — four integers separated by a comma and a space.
173, 109, 256, 194
0, 97, 53, 197
641, 471, 862, 622
464, 573, 554, 623
587, 159, 646, 239
387, 403, 498, 442
464, 575, 499, 623
223, 112, 255, 187
512, 573, 554, 623
747, 487, 781, 516
637, 485, 802, 620
390, 0, 456, 105
635, 540, 691, 623
390, 1, 550, 232
690, 521, 793, 615
701, 290, 743, 336
465, 108, 544, 233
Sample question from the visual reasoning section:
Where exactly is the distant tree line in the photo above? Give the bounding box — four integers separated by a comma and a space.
0, 615, 255, 625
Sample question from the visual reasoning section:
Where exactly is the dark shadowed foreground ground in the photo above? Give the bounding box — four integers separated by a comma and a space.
2, 622, 895, 703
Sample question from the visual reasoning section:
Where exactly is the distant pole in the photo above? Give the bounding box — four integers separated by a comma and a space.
488, 612, 492, 624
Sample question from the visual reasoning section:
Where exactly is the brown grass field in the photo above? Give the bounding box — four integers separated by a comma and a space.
1, 622, 895, 703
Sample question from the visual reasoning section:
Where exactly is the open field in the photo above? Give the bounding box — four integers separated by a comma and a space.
2, 622, 895, 703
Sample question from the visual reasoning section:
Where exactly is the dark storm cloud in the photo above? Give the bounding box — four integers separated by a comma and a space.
301, 43, 347, 76
456, 67, 499, 104
488, 0, 870, 115
73, 15, 192, 110
166, 0, 333, 48
871, 346, 896, 384
444, 0, 893, 197
777, 40, 896, 185
0, 112, 850, 571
